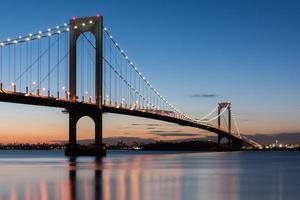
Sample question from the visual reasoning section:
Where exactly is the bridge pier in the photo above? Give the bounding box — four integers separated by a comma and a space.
218, 135, 243, 150
65, 107, 106, 156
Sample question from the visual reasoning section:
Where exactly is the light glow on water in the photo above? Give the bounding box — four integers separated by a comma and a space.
0, 151, 299, 200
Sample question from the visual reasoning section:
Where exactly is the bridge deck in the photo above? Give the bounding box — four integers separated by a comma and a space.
0, 91, 246, 145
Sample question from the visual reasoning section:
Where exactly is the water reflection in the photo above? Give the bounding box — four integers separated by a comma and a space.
0, 151, 300, 200
68, 157, 102, 200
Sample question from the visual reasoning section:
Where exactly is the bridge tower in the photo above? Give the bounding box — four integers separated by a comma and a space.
217, 102, 232, 147
66, 16, 105, 156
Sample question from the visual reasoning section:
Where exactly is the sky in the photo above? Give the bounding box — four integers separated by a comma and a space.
0, 0, 299, 144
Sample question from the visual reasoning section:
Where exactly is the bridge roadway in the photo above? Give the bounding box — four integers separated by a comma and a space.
0, 90, 247, 147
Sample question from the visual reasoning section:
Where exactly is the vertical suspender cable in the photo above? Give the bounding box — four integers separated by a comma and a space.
114, 46, 117, 106
29, 41, 32, 92
8, 45, 11, 89
0, 46, 2, 90
37, 39, 40, 95
13, 45, 16, 91
26, 42, 28, 93
48, 36, 51, 96
81, 38, 84, 101
103, 34, 106, 104
109, 38, 112, 105
57, 35, 60, 98
19, 43, 22, 91
120, 51, 123, 107
65, 32, 68, 97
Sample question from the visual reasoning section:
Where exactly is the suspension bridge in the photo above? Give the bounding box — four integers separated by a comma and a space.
0, 15, 261, 155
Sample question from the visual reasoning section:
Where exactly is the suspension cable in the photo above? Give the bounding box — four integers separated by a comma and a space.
201, 104, 229, 123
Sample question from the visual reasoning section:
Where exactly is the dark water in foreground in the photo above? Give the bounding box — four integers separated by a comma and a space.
0, 151, 299, 200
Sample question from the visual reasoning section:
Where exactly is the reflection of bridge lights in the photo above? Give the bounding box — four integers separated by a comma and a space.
42, 88, 46, 91
62, 86, 65, 90
85, 91, 88, 94
32, 81, 36, 85
11, 82, 15, 86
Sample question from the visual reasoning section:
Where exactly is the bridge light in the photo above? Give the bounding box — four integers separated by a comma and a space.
47, 28, 51, 32
57, 30, 61, 34
74, 25, 78, 29
96, 13, 100, 18
89, 20, 93, 24
110, 36, 113, 39
120, 50, 123, 53
64, 23, 68, 26
104, 27, 107, 31
56, 26, 59, 29
72, 16, 77, 21
26, 38, 30, 41
13, 40, 18, 44
29, 33, 33, 37
37, 35, 41, 39
18, 36, 22, 39
66, 28, 70, 31
47, 33, 51, 36
7, 38, 10, 42
82, 23, 86, 27
38, 31, 42, 34
0, 43, 4, 46
125, 56, 128, 59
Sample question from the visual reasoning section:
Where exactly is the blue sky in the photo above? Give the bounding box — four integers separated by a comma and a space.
0, 0, 299, 143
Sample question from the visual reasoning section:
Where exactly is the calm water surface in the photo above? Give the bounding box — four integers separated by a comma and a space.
0, 150, 299, 200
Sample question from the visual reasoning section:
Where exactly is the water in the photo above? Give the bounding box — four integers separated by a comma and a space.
0, 150, 299, 200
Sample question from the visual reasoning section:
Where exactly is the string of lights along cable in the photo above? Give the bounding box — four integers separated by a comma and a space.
0, 17, 248, 142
